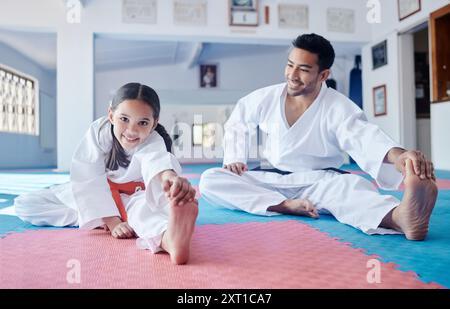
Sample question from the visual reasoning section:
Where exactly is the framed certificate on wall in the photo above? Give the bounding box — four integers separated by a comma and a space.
229, 0, 258, 26
398, 0, 421, 21
372, 40, 388, 70
373, 85, 387, 117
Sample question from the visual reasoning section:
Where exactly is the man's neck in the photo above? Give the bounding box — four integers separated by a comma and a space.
286, 82, 322, 108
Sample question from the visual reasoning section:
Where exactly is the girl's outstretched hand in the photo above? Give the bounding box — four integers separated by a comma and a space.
111, 221, 136, 239
103, 216, 136, 239
162, 173, 196, 206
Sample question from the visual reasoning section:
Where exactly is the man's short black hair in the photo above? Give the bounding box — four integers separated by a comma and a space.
292, 33, 335, 72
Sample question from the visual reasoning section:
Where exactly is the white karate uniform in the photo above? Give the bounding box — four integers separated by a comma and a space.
199, 82, 404, 234
14, 117, 181, 252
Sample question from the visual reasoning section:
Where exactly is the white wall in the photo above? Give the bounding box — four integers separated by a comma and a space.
417, 118, 431, 160
362, 32, 401, 143
95, 47, 283, 115
332, 57, 356, 102
81, 0, 372, 44
371, 0, 450, 39
431, 103, 450, 170
0, 42, 56, 168
363, 0, 450, 170
56, 26, 94, 171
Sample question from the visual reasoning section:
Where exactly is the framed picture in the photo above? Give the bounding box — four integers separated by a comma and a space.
278, 4, 308, 29
173, 0, 207, 26
229, 0, 258, 26
327, 8, 355, 33
192, 123, 217, 147
200, 64, 217, 88
373, 85, 387, 117
122, 0, 157, 24
372, 40, 388, 70
398, 0, 421, 21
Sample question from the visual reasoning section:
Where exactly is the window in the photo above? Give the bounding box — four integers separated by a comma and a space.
0, 65, 39, 135
192, 123, 217, 147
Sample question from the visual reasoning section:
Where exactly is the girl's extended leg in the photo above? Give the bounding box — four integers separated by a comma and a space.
161, 200, 198, 265
14, 183, 78, 227
125, 190, 198, 265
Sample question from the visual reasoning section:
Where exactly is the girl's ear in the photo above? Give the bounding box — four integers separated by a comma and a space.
152, 118, 159, 130
108, 107, 114, 124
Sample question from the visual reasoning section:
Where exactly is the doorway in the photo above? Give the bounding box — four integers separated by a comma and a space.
413, 26, 431, 159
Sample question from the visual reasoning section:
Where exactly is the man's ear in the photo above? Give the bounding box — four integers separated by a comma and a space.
108, 107, 114, 124
319, 69, 331, 82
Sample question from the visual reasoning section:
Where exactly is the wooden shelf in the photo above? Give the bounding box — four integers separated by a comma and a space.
430, 4, 450, 103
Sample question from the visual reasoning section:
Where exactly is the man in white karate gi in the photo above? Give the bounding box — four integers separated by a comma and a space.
199, 33, 438, 240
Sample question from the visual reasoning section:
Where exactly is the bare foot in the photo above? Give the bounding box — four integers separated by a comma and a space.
161, 199, 199, 264
390, 159, 438, 240
268, 199, 319, 219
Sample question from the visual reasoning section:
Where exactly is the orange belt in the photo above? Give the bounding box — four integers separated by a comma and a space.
107, 179, 145, 222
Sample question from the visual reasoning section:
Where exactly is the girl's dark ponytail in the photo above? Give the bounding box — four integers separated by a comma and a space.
106, 125, 130, 170
154, 123, 172, 153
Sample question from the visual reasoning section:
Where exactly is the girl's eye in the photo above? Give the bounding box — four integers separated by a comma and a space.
139, 121, 149, 126
119, 117, 129, 122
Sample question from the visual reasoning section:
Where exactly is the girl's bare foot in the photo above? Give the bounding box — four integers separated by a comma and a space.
268, 199, 319, 218
161, 199, 199, 264
388, 159, 438, 240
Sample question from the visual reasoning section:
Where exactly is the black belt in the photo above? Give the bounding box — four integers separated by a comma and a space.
250, 166, 350, 175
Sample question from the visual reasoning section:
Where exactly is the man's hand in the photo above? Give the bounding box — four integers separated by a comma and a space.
223, 162, 248, 176
393, 150, 435, 180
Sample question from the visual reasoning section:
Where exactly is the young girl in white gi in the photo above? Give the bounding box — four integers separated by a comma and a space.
14, 83, 198, 264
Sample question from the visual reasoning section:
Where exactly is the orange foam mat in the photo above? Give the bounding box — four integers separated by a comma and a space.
0, 221, 442, 288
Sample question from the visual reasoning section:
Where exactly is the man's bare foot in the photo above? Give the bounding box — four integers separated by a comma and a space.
268, 199, 319, 218
386, 159, 438, 240
161, 199, 199, 264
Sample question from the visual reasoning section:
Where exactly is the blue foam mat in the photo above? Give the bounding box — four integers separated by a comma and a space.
0, 194, 16, 209
0, 215, 65, 237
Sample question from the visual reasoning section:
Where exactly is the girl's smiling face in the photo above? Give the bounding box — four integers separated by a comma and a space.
108, 99, 157, 151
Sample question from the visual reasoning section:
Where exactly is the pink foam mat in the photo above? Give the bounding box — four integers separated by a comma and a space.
435, 179, 450, 190
0, 221, 442, 288
181, 173, 201, 179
